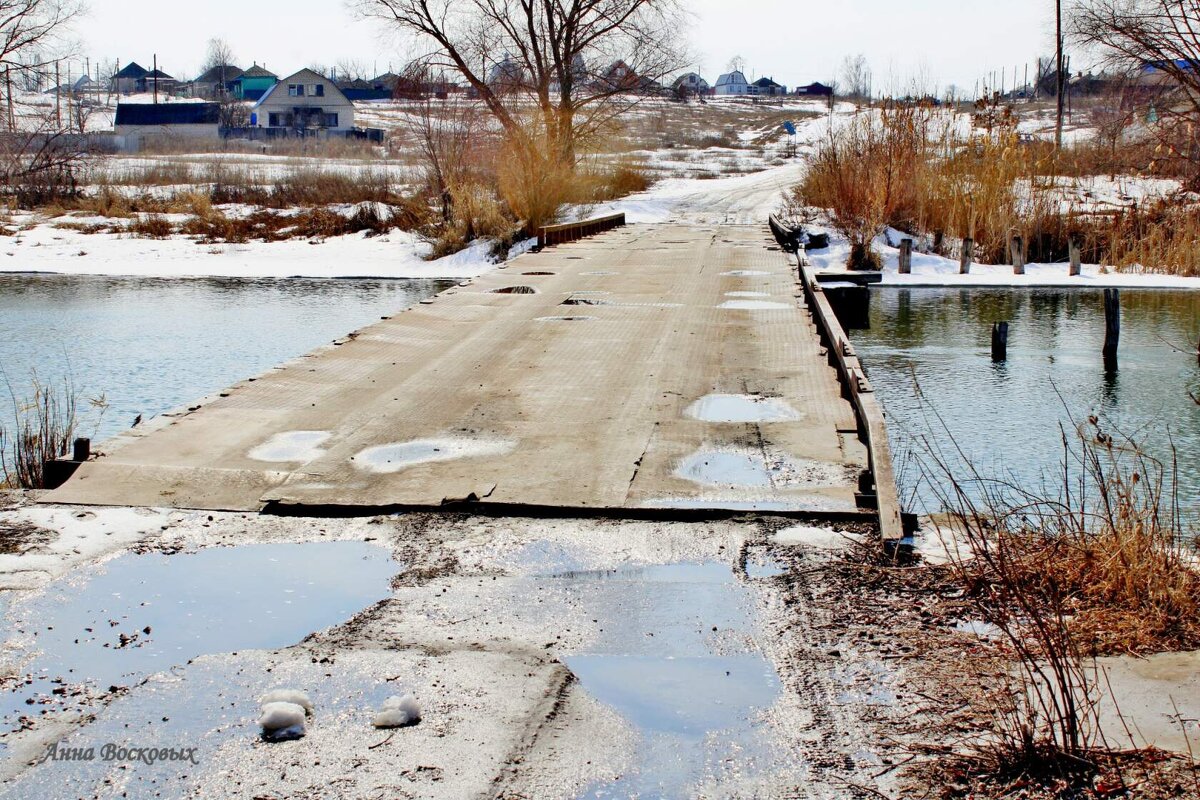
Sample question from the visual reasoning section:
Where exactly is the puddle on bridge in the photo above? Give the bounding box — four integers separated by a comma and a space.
718, 300, 792, 310
351, 437, 514, 473
685, 394, 801, 423
676, 448, 845, 489
247, 430, 331, 463
538, 561, 786, 798
0, 542, 396, 734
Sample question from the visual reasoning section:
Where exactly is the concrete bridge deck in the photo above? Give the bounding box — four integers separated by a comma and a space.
46, 224, 871, 516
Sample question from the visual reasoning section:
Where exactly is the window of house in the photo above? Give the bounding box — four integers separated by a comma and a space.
268, 112, 281, 127
288, 84, 304, 96
323, 113, 338, 128
314, 84, 324, 97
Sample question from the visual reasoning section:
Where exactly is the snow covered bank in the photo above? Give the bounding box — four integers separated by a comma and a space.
0, 222, 503, 280
808, 230, 1200, 290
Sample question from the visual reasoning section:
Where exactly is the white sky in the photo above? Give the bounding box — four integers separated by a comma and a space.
76, 0, 1059, 94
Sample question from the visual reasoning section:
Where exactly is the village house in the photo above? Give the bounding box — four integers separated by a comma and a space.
111, 62, 147, 94
795, 81, 834, 97
714, 69, 750, 95
672, 72, 709, 97
750, 76, 786, 96
251, 68, 354, 134
190, 64, 243, 99
233, 64, 278, 101
141, 69, 177, 96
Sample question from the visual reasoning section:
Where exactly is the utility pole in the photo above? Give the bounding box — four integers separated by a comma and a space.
1056, 0, 1065, 150
153, 53, 158, 104
55, 61, 61, 126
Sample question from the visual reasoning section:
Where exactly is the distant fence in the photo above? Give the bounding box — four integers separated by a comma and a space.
222, 127, 385, 143
537, 213, 626, 248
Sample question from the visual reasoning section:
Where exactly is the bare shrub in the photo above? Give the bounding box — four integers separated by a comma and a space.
1, 374, 77, 490
916, 415, 1199, 791
799, 105, 936, 269
129, 214, 172, 238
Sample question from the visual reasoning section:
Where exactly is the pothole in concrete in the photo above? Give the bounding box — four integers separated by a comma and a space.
553, 561, 786, 796
675, 448, 848, 490
561, 297, 611, 306
522, 271, 555, 276
717, 300, 792, 310
0, 541, 396, 733
720, 270, 769, 277
535, 315, 597, 322
351, 437, 514, 473
684, 394, 801, 423
491, 286, 538, 294
247, 430, 331, 463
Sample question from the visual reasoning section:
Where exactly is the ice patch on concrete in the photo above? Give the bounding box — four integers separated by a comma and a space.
352, 437, 515, 473
724, 291, 770, 297
247, 430, 331, 463
685, 394, 801, 423
720, 270, 769, 277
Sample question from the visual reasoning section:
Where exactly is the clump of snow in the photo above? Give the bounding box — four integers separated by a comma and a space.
372, 694, 421, 728
259, 701, 307, 741
259, 689, 314, 715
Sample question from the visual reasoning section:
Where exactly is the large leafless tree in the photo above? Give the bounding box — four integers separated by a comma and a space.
1072, 0, 1200, 113
1072, 1, 1200, 183
0, 0, 86, 202
354, 0, 686, 164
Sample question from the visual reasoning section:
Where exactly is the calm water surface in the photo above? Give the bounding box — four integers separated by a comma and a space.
849, 288, 1200, 522
0, 275, 451, 442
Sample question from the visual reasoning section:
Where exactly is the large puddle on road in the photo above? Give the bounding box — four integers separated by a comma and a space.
0, 541, 396, 734
684, 394, 801, 423
535, 561, 788, 798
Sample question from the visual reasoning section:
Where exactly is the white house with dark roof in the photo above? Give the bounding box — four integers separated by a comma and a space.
251, 68, 353, 132
713, 70, 749, 95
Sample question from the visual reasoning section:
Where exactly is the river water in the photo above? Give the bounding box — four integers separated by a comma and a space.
0, 275, 451, 443
849, 288, 1200, 523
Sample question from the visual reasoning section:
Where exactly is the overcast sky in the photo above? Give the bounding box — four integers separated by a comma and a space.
77, 0, 1059, 94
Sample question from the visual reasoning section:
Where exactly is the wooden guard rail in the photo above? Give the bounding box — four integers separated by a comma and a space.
768, 216, 904, 544
538, 212, 626, 248
797, 259, 905, 544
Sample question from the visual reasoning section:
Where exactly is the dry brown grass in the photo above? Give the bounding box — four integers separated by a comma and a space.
936, 417, 1200, 657
799, 103, 1200, 274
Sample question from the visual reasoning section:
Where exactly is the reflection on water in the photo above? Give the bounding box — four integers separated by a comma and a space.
0, 275, 451, 442
850, 288, 1200, 521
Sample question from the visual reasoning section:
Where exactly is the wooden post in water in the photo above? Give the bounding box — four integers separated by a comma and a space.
991, 322, 1009, 362
1068, 239, 1082, 276
898, 238, 913, 274
1010, 235, 1025, 275
960, 237, 973, 274
1103, 288, 1120, 371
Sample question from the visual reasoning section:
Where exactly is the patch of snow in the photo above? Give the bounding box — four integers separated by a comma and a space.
372, 694, 421, 728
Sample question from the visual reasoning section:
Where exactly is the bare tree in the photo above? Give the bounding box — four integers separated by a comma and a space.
0, 1, 82, 78
840, 53, 872, 101
354, 0, 686, 165
1072, 1, 1200, 183
334, 59, 372, 82
726, 55, 746, 74
1071, 1, 1200, 113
